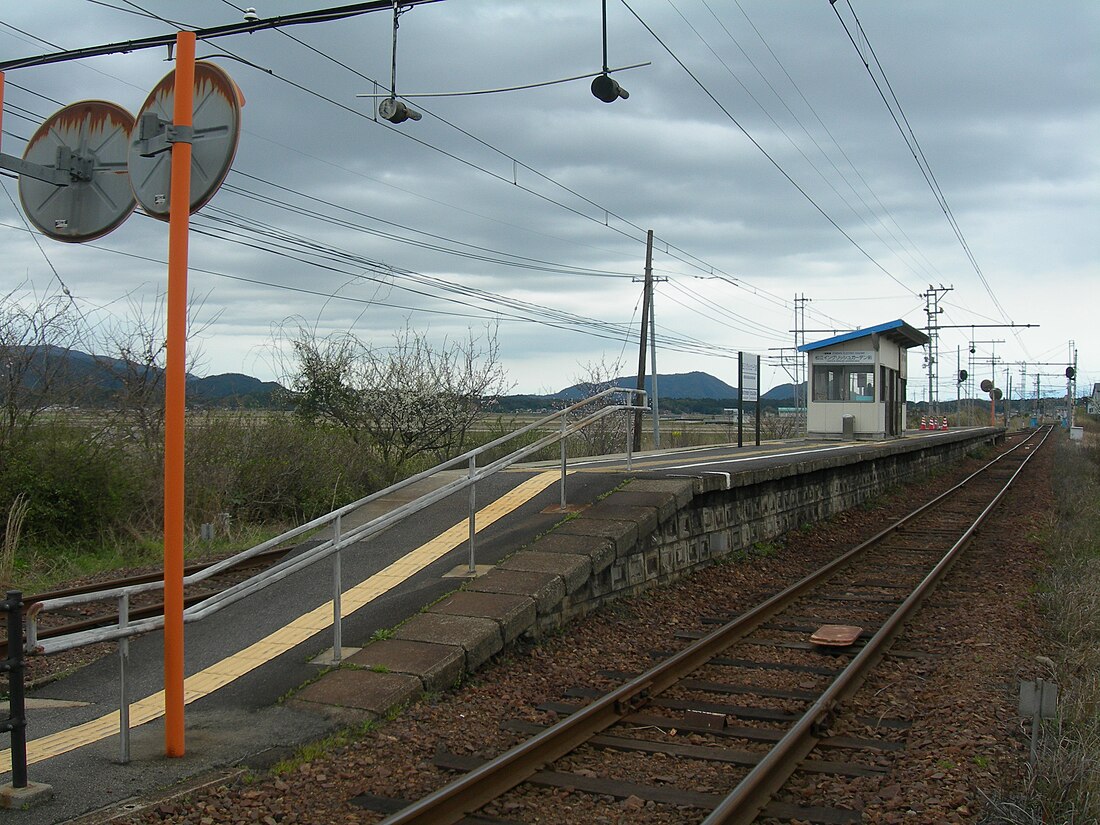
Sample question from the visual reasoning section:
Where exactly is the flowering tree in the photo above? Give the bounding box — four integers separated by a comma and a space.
285, 323, 509, 483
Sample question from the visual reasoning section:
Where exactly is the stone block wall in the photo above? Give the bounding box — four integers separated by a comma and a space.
293, 429, 998, 720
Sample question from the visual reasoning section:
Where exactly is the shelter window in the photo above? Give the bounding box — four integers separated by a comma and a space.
812, 365, 875, 402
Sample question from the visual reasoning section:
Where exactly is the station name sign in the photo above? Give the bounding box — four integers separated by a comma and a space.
739, 352, 760, 403
810, 350, 874, 365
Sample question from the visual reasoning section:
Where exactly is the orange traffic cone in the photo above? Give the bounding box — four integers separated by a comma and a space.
941, 416, 949, 431
919, 416, 927, 430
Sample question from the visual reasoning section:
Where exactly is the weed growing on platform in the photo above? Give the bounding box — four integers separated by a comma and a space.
270, 719, 380, 776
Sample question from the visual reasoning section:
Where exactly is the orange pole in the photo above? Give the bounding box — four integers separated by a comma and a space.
164, 30, 195, 758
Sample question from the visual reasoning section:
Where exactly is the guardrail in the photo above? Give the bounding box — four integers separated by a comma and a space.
23, 389, 646, 761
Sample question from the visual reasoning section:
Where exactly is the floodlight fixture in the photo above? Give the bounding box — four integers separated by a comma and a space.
591, 73, 628, 103
379, 97, 422, 123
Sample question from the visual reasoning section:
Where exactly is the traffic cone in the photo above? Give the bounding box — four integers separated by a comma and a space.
941, 416, 949, 431
919, 416, 927, 430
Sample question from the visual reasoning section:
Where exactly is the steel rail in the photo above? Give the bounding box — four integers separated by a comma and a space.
379, 426, 1047, 825
0, 547, 288, 659
19, 546, 291, 608
27, 391, 646, 654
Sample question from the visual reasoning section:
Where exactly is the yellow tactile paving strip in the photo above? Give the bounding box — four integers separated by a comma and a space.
0, 470, 561, 774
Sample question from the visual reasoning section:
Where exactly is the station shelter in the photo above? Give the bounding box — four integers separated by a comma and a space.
798, 319, 929, 440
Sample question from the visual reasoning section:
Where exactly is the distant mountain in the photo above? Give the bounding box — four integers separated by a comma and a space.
188, 373, 284, 406
762, 382, 807, 403
554, 371, 739, 401
10, 346, 284, 407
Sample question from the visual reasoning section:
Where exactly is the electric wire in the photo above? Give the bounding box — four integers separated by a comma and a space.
255, 20, 853, 329
178, 208, 746, 358
664, 279, 789, 342
702, 0, 947, 285
3, 5, 854, 335
7, 5, 927, 363
220, 173, 638, 279
666, 0, 933, 286
830, 0, 1018, 345
0, 179, 85, 320
619, 0, 916, 297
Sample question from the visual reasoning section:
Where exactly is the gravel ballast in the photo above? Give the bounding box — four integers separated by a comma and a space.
93, 439, 1054, 824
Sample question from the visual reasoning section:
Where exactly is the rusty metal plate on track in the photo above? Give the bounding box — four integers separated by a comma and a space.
811, 624, 864, 646
684, 709, 727, 730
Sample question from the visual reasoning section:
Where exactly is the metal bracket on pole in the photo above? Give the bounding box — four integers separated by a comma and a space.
134, 112, 194, 157
0, 151, 73, 186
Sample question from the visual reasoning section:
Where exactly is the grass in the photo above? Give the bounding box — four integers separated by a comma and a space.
270, 719, 379, 775
1, 494, 29, 588
983, 420, 1100, 823
9, 521, 295, 594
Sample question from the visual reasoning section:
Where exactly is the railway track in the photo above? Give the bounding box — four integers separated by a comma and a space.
0, 545, 291, 661
363, 426, 1049, 825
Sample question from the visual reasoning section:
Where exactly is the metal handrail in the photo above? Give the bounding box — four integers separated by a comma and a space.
27, 388, 646, 655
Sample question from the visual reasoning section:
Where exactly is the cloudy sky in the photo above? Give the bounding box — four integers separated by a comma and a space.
1, 1, 1096, 400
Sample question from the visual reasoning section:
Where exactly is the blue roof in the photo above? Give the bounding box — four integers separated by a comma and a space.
798, 319, 929, 352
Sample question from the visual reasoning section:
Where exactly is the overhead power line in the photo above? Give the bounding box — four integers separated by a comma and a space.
828, 0, 1018, 343
3, 2, 851, 341
619, 0, 917, 298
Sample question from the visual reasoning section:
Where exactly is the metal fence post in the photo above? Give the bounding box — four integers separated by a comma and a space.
626, 407, 634, 471
468, 456, 478, 574
560, 414, 568, 508
118, 593, 130, 764
2, 591, 28, 789
332, 513, 343, 664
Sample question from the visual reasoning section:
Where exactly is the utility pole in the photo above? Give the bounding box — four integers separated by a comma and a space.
794, 294, 810, 435
922, 284, 952, 416
646, 279, 655, 448
956, 345, 961, 418
649, 273, 661, 448
633, 230, 653, 452
1068, 340, 1077, 427
970, 338, 1004, 427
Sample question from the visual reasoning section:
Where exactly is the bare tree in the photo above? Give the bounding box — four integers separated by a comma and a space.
282, 322, 510, 483
90, 292, 212, 460
568, 355, 632, 457
0, 288, 83, 465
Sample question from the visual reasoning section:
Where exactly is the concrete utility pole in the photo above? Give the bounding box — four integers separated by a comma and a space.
794, 294, 810, 434
633, 266, 667, 449
922, 284, 952, 416
633, 230, 653, 452
1068, 340, 1077, 427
